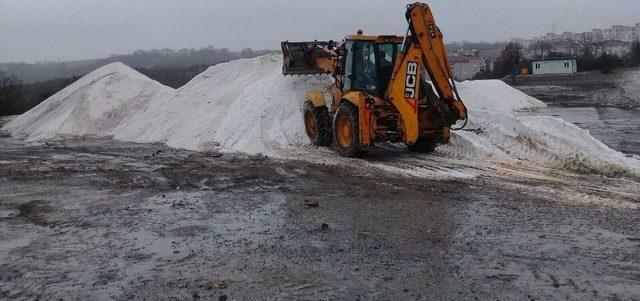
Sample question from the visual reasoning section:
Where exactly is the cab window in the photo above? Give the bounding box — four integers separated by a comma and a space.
352, 41, 378, 94
378, 44, 395, 68
376, 43, 399, 96
344, 41, 402, 97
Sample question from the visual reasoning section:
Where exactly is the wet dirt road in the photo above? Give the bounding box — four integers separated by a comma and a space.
1, 136, 639, 300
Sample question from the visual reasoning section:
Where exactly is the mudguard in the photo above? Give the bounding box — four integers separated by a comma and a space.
306, 91, 327, 107
340, 92, 373, 147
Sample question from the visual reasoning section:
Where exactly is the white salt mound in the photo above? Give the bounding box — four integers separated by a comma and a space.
456, 79, 546, 113
3, 54, 639, 176
113, 55, 287, 150
439, 80, 639, 175
438, 112, 640, 175
4, 62, 173, 141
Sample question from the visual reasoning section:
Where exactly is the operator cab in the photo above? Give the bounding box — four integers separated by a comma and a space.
341, 34, 404, 98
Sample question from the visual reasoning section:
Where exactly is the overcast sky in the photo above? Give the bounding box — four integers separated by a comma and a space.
1, 0, 639, 63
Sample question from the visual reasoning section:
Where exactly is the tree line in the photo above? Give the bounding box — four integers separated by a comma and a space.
0, 47, 275, 116
0, 46, 273, 84
446, 41, 508, 52
0, 72, 82, 116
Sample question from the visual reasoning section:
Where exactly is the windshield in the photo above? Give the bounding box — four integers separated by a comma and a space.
352, 41, 377, 94
345, 41, 402, 97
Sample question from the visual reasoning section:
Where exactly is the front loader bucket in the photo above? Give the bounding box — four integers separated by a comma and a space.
281, 41, 334, 75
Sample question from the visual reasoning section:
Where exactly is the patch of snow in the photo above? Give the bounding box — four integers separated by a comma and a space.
438, 111, 640, 176
436, 77, 639, 176
456, 79, 546, 113
621, 69, 640, 101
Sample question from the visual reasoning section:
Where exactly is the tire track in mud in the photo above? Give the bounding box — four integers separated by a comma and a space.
277, 143, 640, 211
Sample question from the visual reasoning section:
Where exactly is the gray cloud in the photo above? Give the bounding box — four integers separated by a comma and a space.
1, 0, 639, 63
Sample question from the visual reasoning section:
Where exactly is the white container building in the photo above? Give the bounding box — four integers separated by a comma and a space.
531, 58, 577, 75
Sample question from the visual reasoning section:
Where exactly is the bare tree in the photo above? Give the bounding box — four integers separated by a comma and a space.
529, 40, 553, 59
0, 70, 25, 116
574, 37, 596, 71
577, 40, 596, 58
631, 41, 640, 66
500, 42, 523, 83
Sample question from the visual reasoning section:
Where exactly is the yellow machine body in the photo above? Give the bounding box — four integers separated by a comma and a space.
282, 3, 467, 157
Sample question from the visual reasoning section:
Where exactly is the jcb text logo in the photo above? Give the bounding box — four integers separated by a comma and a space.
428, 24, 437, 38
404, 62, 418, 99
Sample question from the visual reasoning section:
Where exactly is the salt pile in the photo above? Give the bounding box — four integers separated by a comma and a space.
442, 80, 640, 175
3, 63, 173, 141
3, 54, 639, 176
113, 55, 331, 153
457, 79, 545, 113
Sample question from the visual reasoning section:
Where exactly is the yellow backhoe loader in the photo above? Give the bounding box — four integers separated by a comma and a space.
282, 2, 467, 157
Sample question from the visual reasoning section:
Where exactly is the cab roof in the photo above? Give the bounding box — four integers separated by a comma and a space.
344, 33, 404, 44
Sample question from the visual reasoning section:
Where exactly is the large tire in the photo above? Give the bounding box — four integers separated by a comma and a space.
303, 100, 333, 146
333, 102, 367, 158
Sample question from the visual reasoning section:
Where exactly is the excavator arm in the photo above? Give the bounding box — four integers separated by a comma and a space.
406, 3, 467, 120
387, 3, 467, 144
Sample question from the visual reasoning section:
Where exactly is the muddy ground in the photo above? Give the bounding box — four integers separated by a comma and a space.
513, 68, 640, 109
1, 129, 639, 300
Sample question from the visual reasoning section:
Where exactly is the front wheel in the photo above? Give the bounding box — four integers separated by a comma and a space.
333, 102, 367, 158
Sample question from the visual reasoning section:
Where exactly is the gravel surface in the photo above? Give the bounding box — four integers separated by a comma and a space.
512, 68, 640, 109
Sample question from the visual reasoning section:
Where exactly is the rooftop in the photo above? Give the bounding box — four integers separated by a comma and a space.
597, 40, 632, 46
531, 57, 577, 62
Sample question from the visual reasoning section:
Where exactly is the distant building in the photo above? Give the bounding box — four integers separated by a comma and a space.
596, 40, 633, 56
449, 51, 490, 80
612, 25, 634, 42
593, 29, 605, 42
531, 58, 577, 75
521, 22, 639, 58
580, 32, 594, 42
604, 28, 615, 41
546, 32, 557, 40
553, 40, 578, 56
478, 49, 502, 60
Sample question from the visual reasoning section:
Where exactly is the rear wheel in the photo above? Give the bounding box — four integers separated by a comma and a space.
334, 102, 367, 158
303, 100, 332, 146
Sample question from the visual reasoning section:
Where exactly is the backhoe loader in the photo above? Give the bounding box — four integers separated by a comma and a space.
282, 2, 467, 157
